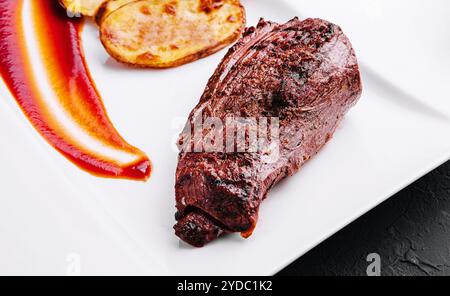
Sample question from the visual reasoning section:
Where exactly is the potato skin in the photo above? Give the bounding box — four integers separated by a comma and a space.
99, 0, 246, 68
59, 0, 107, 16
95, 0, 137, 25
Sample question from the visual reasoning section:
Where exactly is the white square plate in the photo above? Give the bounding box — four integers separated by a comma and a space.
1, 0, 449, 275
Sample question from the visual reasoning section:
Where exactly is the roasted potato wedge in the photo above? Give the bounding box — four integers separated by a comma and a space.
60, 0, 107, 16
99, 0, 246, 68
96, 0, 137, 25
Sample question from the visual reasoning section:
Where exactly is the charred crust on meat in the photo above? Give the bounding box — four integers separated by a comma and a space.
174, 18, 362, 247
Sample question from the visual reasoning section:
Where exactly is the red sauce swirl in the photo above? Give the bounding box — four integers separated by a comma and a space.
0, 0, 151, 180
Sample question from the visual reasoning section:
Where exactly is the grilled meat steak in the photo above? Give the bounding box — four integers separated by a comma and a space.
174, 18, 362, 247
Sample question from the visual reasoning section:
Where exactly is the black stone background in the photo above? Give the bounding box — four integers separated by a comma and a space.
278, 160, 450, 276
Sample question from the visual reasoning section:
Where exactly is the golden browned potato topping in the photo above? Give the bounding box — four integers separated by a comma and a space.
60, 0, 107, 16
95, 0, 137, 25
99, 0, 246, 68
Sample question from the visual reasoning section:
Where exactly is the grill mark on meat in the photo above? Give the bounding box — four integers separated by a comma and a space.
205, 20, 278, 103
174, 18, 362, 247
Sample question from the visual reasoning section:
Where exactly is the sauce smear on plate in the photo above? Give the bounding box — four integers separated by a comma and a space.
0, 0, 151, 180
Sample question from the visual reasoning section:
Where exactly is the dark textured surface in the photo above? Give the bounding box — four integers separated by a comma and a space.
278, 160, 450, 276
